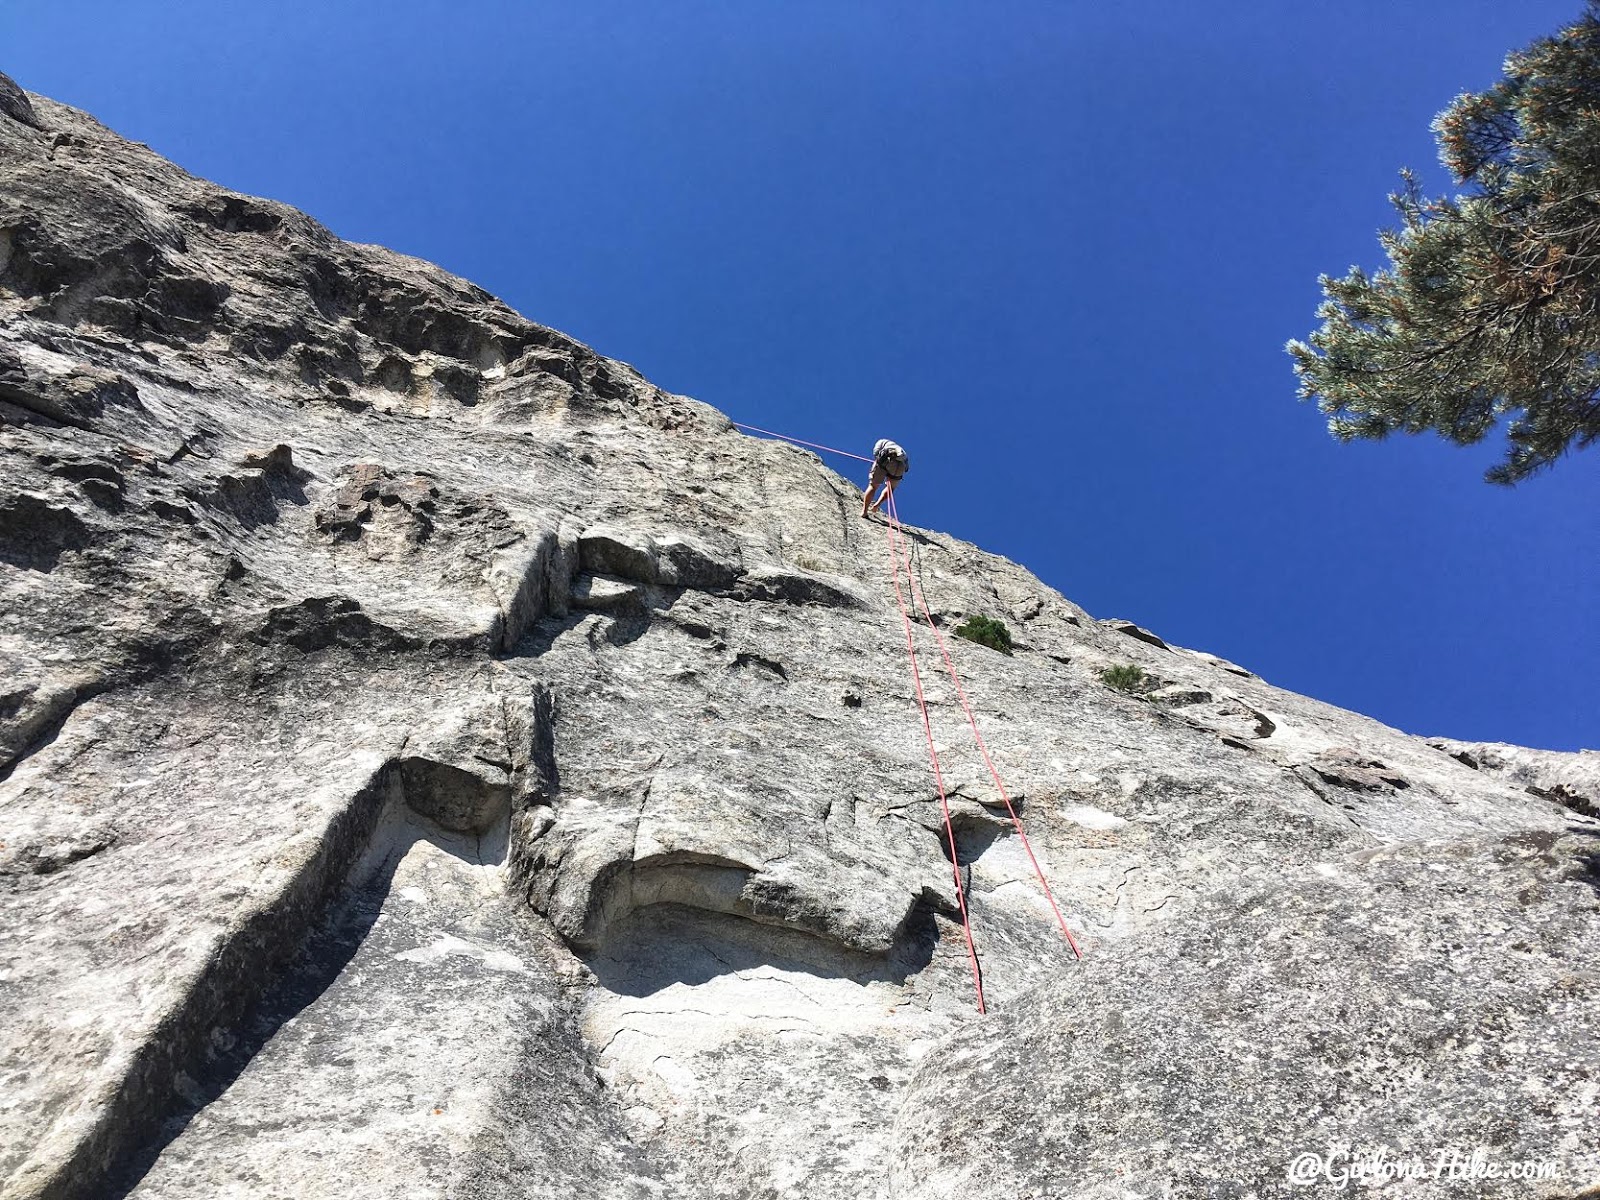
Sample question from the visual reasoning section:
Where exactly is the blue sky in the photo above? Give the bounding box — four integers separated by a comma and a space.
5, 1, 1595, 749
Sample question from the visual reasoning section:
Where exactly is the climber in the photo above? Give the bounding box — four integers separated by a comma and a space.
861, 438, 909, 517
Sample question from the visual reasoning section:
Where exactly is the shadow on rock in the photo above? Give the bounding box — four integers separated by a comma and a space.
583, 898, 938, 999
1564, 825, 1600, 898
0, 494, 92, 571
105, 810, 499, 1198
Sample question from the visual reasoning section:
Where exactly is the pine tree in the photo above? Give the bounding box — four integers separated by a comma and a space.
1289, 4, 1600, 483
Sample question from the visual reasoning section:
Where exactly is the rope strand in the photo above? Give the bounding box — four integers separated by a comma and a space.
730, 421, 874, 462
883, 512, 986, 1013
886, 490, 1083, 960
733, 416, 1081, 999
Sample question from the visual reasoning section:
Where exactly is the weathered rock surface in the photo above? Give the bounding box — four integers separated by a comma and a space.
1427, 738, 1600, 820
0, 74, 1595, 1200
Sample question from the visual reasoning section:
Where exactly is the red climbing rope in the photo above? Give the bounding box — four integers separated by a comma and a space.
730, 421, 874, 463
886, 490, 1083, 960
733, 417, 1080, 996
882, 512, 987, 1013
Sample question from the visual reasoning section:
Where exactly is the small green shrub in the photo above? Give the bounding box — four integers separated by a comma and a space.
1099, 663, 1149, 694
954, 614, 1013, 656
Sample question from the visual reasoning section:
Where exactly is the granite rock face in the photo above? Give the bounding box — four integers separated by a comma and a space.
1, 75, 1596, 1200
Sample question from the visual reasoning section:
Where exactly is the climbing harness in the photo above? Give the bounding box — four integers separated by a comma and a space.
734, 418, 1085, 1012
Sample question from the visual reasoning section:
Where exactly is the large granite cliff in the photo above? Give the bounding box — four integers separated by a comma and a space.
1, 75, 1596, 1200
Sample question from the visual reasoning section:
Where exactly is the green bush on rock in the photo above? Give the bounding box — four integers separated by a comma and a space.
1099, 663, 1149, 694
953, 615, 1013, 656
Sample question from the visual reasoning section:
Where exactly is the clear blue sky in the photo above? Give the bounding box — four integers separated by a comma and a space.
5, 1, 1595, 750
